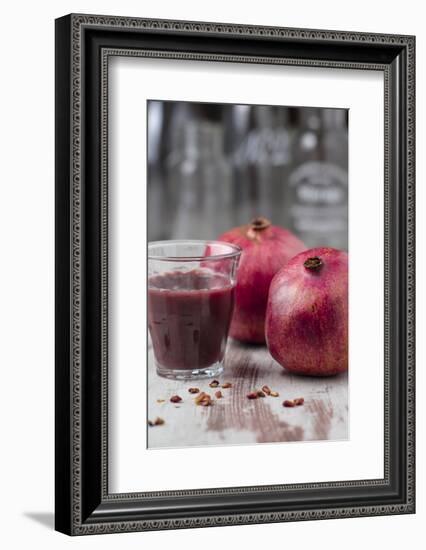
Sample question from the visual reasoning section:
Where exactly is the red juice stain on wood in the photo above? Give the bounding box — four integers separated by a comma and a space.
306, 398, 333, 441
206, 349, 304, 443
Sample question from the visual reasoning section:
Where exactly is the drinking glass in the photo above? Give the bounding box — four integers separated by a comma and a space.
148, 240, 241, 380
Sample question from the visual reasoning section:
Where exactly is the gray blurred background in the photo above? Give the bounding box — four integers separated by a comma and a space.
147, 100, 348, 250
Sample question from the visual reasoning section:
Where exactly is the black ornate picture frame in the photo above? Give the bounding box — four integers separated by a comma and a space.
55, 14, 415, 535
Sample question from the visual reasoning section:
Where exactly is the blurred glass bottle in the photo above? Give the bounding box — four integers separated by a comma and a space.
288, 108, 348, 250
164, 103, 196, 234
233, 105, 293, 227
172, 119, 233, 239
225, 104, 252, 225
147, 100, 166, 241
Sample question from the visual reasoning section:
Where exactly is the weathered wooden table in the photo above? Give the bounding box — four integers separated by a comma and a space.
148, 339, 348, 449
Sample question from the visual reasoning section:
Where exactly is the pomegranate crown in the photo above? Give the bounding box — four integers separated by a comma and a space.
303, 257, 323, 271
246, 217, 271, 240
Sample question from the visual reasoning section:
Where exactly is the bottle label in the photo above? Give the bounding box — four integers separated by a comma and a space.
289, 161, 348, 247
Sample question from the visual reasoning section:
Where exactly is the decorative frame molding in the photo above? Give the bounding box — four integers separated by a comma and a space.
55, 14, 415, 535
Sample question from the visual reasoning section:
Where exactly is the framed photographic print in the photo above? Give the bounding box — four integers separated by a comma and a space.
55, 14, 415, 535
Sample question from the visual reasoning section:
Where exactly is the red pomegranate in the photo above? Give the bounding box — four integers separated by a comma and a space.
265, 247, 348, 376
217, 217, 305, 343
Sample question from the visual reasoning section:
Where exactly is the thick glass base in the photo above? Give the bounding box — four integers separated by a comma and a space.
155, 360, 224, 380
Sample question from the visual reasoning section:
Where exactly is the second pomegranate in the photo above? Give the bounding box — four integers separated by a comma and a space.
217, 217, 305, 343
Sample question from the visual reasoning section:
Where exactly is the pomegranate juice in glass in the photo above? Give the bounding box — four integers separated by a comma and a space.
148, 240, 241, 379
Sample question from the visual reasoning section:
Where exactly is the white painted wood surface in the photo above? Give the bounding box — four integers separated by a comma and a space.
148, 339, 348, 449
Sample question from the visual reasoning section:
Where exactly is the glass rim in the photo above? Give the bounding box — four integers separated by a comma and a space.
148, 240, 242, 262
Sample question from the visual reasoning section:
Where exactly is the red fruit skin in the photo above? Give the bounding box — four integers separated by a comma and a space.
218, 222, 305, 343
265, 247, 348, 376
